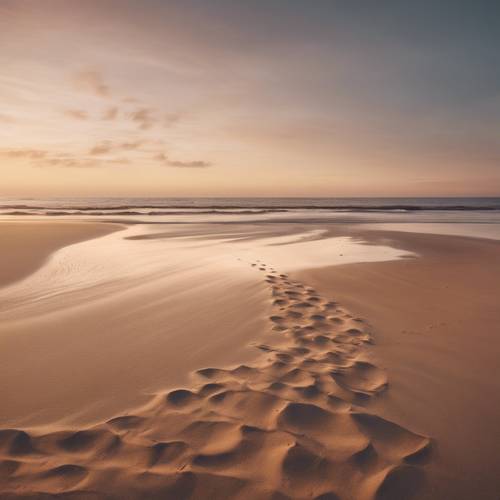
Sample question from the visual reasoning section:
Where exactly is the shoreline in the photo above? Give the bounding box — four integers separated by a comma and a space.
0, 221, 123, 288
0, 222, 272, 428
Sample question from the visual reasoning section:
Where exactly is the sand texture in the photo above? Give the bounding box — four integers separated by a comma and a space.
0, 260, 431, 500
0, 222, 121, 288
297, 230, 500, 500
0, 223, 408, 428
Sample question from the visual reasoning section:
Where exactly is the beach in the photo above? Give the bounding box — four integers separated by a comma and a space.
0, 219, 499, 499
297, 230, 500, 499
3, 0, 499, 496
0, 222, 121, 288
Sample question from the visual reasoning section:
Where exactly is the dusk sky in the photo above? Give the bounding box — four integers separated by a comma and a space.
1, 0, 499, 197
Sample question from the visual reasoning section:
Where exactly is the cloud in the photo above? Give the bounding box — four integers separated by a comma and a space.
37, 154, 132, 169
153, 152, 168, 162
152, 151, 211, 168
64, 109, 88, 120
40, 157, 98, 168
38, 155, 131, 169
1, 148, 96, 168
129, 107, 155, 129
102, 106, 118, 120
119, 140, 143, 150
73, 69, 110, 97
167, 160, 212, 168
2, 145, 210, 170
2, 149, 47, 159
88, 140, 143, 155
89, 141, 113, 155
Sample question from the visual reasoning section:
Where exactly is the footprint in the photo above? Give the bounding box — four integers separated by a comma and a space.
331, 362, 388, 395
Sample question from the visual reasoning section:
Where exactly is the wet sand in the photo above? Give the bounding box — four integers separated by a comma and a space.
0, 223, 272, 428
0, 221, 121, 288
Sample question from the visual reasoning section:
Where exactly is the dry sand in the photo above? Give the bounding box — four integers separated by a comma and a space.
0, 222, 498, 499
297, 230, 500, 500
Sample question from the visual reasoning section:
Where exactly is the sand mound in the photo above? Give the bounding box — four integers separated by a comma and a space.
0, 261, 431, 499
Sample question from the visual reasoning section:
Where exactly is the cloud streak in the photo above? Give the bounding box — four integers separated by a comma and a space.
0, 148, 97, 168
89, 141, 113, 155
119, 140, 143, 150
167, 159, 211, 168
153, 152, 212, 168
2, 149, 47, 159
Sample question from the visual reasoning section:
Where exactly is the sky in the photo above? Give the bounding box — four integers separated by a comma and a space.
1, 0, 499, 197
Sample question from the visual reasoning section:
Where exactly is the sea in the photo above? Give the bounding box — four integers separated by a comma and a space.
1, 196, 499, 214
1, 197, 500, 239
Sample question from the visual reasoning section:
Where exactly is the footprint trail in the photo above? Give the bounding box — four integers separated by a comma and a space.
0, 260, 431, 500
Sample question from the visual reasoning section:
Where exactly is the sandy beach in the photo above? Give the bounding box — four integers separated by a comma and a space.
0, 222, 121, 288
0, 220, 499, 499
297, 230, 500, 500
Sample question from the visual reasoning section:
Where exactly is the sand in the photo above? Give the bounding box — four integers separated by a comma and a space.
0, 259, 430, 500
0, 221, 499, 499
0, 222, 121, 288
0, 223, 272, 427
297, 230, 500, 500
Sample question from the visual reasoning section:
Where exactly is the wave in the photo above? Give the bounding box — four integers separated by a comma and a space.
1, 209, 290, 216
2, 197, 500, 213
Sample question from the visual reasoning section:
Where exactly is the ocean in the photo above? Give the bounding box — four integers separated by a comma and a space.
1, 197, 500, 241
1, 196, 499, 215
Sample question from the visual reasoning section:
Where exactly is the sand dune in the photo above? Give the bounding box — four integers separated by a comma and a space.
0, 261, 430, 500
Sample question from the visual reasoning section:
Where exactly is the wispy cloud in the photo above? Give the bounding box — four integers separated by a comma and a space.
2, 149, 47, 159
119, 140, 143, 150
152, 152, 211, 168
89, 141, 113, 155
41, 157, 97, 168
129, 107, 156, 130
39, 155, 130, 169
167, 159, 211, 168
1, 148, 96, 168
88, 140, 144, 155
